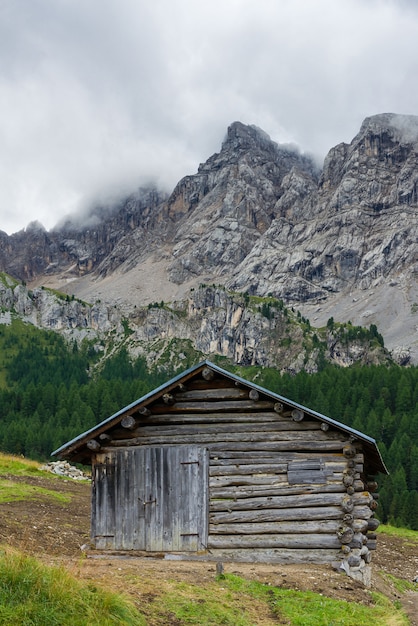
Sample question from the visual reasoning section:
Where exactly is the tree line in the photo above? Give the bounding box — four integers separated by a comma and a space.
257, 364, 418, 530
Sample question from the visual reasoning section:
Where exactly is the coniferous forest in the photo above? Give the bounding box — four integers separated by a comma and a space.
0, 319, 418, 529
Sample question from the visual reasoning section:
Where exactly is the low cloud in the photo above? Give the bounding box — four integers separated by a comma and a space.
1, 0, 418, 234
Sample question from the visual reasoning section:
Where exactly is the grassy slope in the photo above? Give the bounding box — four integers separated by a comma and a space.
0, 453, 413, 625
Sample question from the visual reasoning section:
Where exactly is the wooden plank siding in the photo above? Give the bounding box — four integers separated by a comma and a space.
91, 446, 208, 552
89, 374, 379, 564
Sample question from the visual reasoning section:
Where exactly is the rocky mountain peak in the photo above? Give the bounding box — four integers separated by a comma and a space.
358, 112, 418, 146
165, 123, 318, 284
221, 121, 280, 154
25, 220, 47, 233
0, 114, 417, 363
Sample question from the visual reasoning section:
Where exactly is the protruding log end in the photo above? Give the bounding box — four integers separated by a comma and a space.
291, 409, 304, 422
162, 393, 175, 405
320, 422, 329, 431
87, 439, 101, 451
352, 519, 369, 533
98, 433, 112, 442
274, 402, 284, 414
343, 473, 355, 487
343, 444, 357, 458
341, 495, 354, 513
249, 389, 259, 401
337, 526, 354, 544
367, 517, 380, 531
202, 367, 215, 381
121, 415, 137, 430
138, 406, 151, 417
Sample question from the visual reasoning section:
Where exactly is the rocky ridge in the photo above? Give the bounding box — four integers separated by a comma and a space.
0, 114, 417, 363
0, 274, 394, 373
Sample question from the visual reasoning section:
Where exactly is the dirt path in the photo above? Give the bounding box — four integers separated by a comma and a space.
402, 593, 418, 626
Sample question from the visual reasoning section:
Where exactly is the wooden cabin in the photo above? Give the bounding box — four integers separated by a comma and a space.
53, 360, 387, 583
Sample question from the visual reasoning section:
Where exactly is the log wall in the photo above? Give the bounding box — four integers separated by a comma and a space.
92, 369, 380, 570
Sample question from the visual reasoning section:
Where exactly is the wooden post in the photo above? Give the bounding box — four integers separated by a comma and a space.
216, 562, 225, 578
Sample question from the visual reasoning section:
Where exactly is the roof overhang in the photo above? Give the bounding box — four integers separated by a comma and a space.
52, 360, 388, 475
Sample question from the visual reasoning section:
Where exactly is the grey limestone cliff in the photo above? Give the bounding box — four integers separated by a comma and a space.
0, 114, 417, 363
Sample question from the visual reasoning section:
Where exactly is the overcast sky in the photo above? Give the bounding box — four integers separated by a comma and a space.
1, 0, 418, 234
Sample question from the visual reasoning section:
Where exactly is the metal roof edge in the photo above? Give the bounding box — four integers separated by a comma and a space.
205, 361, 388, 474
51, 360, 209, 457
51, 359, 389, 473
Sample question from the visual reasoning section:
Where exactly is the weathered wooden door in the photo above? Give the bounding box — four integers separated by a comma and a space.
92, 446, 208, 551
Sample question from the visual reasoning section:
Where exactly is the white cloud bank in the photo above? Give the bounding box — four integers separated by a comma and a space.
1, 0, 418, 233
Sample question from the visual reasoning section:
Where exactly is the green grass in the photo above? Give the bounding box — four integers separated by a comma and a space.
377, 524, 418, 543
382, 573, 418, 594
0, 453, 71, 504
376, 525, 418, 595
223, 574, 408, 626
0, 478, 70, 504
0, 272, 19, 289
137, 573, 409, 626
0, 460, 412, 625
0, 548, 144, 626
0, 453, 42, 476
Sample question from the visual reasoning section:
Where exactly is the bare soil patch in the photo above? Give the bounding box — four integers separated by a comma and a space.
1, 471, 418, 622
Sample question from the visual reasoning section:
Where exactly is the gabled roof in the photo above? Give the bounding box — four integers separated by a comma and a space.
52, 359, 388, 474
